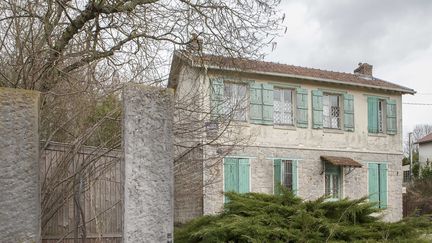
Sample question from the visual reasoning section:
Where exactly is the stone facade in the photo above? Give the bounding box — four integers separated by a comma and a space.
170, 56, 408, 223
0, 88, 41, 242
174, 146, 204, 224
203, 145, 403, 222
122, 84, 174, 242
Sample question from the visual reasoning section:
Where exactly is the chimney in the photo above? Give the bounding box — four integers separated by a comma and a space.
354, 62, 373, 76
186, 33, 203, 53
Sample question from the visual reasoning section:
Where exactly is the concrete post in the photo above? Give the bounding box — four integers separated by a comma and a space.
122, 84, 174, 243
0, 87, 41, 242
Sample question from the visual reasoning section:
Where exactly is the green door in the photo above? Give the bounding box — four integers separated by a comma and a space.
379, 164, 388, 208
238, 158, 250, 193
224, 158, 239, 193
224, 158, 250, 200
368, 163, 387, 208
368, 163, 379, 206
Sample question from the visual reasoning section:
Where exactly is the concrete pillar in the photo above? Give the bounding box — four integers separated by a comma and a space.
0, 88, 40, 242
122, 84, 174, 243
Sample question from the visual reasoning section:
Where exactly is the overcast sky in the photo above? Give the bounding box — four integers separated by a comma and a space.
265, 0, 432, 138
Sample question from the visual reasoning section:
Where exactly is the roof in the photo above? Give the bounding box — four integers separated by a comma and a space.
169, 51, 415, 94
320, 156, 363, 168
416, 133, 432, 145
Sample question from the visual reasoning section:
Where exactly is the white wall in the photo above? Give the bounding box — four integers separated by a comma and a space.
419, 143, 432, 167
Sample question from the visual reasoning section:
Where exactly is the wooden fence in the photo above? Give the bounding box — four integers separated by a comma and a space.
40, 142, 122, 243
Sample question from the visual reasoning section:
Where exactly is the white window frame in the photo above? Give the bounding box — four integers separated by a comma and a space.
223, 82, 248, 122
323, 93, 342, 129
378, 99, 386, 133
273, 88, 294, 125
324, 164, 342, 200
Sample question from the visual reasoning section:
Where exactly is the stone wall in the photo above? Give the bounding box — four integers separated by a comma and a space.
122, 84, 174, 242
0, 88, 41, 242
203, 144, 403, 222
174, 146, 204, 224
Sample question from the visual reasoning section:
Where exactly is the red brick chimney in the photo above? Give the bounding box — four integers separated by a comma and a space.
354, 62, 373, 76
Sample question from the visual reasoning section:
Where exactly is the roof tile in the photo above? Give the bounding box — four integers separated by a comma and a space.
417, 133, 432, 144
186, 53, 415, 94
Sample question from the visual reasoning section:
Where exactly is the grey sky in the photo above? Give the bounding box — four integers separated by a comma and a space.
266, 0, 432, 138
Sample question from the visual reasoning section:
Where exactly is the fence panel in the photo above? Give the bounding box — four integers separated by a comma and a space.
40, 142, 122, 243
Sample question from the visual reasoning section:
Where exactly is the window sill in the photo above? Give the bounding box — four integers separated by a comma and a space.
368, 133, 387, 137
324, 197, 340, 202
232, 121, 250, 127
323, 129, 344, 134
274, 125, 296, 130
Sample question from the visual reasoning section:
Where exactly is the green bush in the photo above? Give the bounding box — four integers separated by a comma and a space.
175, 190, 432, 242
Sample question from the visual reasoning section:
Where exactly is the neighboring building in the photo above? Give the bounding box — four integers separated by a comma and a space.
169, 51, 415, 223
416, 133, 432, 168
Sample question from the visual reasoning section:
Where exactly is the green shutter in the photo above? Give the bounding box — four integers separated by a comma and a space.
273, 159, 282, 195
386, 100, 397, 135
312, 90, 323, 129
262, 84, 274, 125
368, 163, 379, 207
210, 78, 224, 118
296, 88, 308, 128
292, 160, 298, 195
224, 158, 238, 193
250, 83, 263, 123
379, 163, 388, 208
367, 97, 379, 133
238, 158, 250, 193
343, 93, 355, 131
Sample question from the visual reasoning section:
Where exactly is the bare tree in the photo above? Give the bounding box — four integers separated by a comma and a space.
404, 124, 432, 155
412, 124, 432, 142
0, 0, 283, 91
0, 0, 283, 241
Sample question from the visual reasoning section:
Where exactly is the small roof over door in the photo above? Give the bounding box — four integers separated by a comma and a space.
320, 156, 362, 168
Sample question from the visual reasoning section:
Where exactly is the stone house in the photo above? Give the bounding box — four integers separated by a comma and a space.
168, 51, 415, 223
416, 133, 432, 168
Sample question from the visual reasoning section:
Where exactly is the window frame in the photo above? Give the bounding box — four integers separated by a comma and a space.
367, 96, 393, 134
273, 87, 295, 126
273, 159, 298, 195
324, 163, 342, 200
222, 81, 249, 122
322, 93, 342, 130
281, 160, 294, 190
377, 99, 386, 133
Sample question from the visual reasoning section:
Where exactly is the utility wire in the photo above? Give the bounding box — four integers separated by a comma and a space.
402, 102, 432, 106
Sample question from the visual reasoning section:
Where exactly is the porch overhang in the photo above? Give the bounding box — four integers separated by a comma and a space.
320, 156, 362, 168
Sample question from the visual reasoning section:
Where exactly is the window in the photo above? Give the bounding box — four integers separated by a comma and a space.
274, 159, 298, 194
378, 99, 385, 133
368, 97, 397, 134
368, 163, 387, 208
224, 157, 250, 198
224, 83, 248, 121
324, 163, 341, 199
274, 88, 294, 125
312, 91, 355, 131
403, 170, 410, 183
323, 94, 341, 129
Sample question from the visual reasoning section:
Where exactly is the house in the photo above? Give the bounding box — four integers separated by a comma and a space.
168, 50, 415, 223
416, 133, 432, 168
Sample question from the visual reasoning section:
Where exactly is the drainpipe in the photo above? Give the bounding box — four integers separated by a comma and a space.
409, 132, 413, 181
